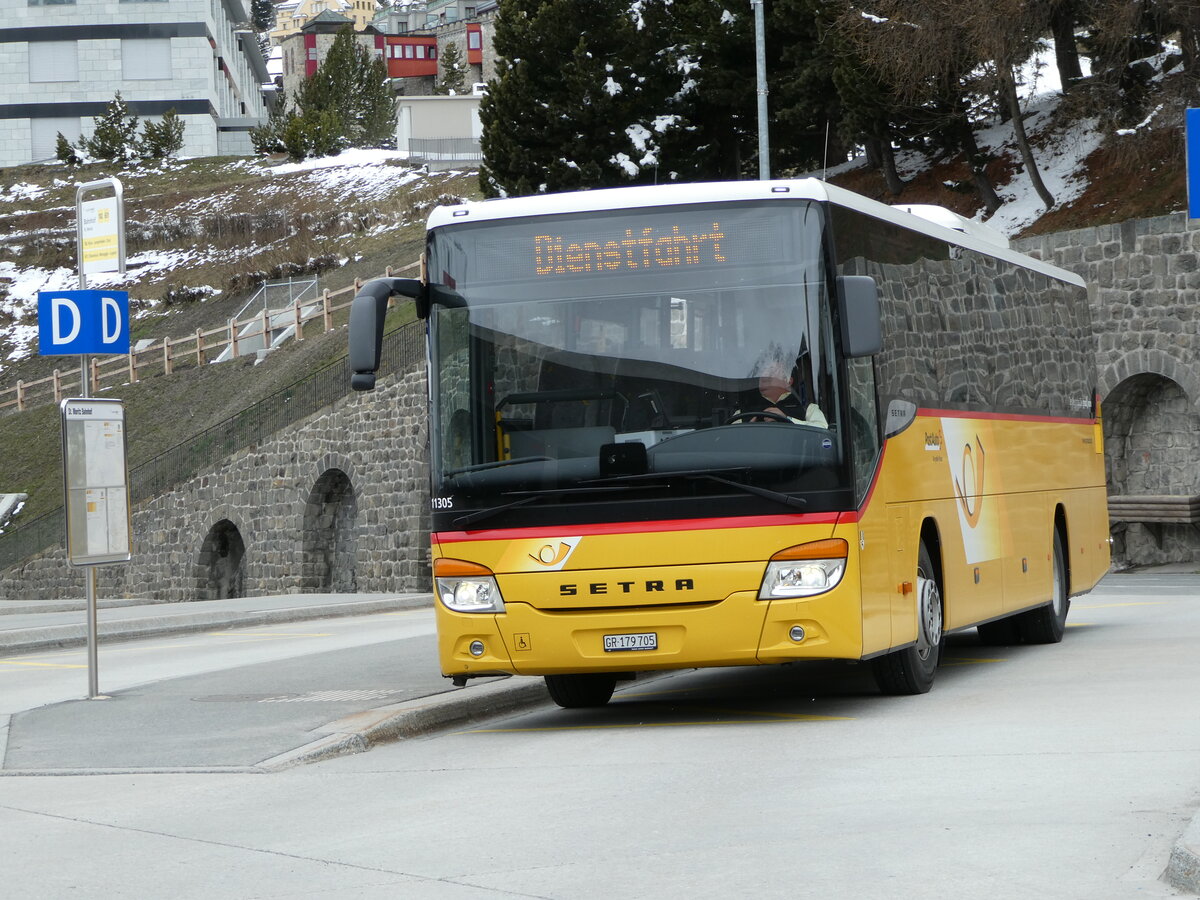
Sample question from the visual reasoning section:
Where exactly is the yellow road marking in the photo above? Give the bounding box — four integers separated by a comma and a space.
204, 633, 331, 643
613, 687, 705, 700
1074, 601, 1166, 609
460, 716, 846, 734
0, 660, 87, 669
942, 657, 1004, 667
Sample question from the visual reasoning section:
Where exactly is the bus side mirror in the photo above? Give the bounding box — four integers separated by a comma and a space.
349, 277, 424, 391
836, 275, 882, 358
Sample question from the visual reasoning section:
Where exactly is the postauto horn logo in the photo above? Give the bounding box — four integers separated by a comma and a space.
527, 537, 582, 571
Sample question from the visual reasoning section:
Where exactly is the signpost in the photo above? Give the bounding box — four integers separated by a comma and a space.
1188, 109, 1200, 220
36, 177, 128, 699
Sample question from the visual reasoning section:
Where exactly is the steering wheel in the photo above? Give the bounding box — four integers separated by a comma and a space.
724, 410, 793, 425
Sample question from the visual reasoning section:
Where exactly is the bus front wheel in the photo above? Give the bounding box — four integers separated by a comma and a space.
1017, 530, 1069, 644
545, 673, 617, 708
871, 544, 943, 695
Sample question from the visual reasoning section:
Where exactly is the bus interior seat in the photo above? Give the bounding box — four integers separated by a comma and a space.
535, 355, 620, 429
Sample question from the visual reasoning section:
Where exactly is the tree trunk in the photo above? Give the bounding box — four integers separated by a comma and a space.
1001, 68, 1056, 210
864, 136, 882, 170
1050, 4, 1084, 89
951, 108, 1002, 216
880, 138, 904, 196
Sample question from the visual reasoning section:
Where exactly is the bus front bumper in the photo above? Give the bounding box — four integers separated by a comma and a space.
436, 587, 864, 677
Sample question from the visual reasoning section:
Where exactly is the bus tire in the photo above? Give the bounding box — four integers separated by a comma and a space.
977, 616, 1022, 646
1017, 529, 1069, 644
871, 544, 943, 695
545, 673, 617, 708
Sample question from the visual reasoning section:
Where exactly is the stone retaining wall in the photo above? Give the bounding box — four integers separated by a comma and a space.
0, 368, 431, 601
1015, 212, 1200, 567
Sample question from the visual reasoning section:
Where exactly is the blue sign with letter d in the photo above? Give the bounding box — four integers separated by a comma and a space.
37, 290, 130, 356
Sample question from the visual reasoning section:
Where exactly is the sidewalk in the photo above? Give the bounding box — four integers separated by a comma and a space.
0, 591, 554, 776
0, 592, 432, 655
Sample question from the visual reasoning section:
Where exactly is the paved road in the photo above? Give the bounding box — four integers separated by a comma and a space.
0, 574, 1198, 897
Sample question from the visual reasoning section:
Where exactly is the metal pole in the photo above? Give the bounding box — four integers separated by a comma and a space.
751, 0, 770, 181
74, 177, 123, 702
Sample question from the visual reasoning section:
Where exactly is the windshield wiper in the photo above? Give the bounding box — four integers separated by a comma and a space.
584, 469, 807, 510
451, 484, 639, 529
444, 456, 552, 477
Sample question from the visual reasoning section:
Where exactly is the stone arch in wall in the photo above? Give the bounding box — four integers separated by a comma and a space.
1102, 366, 1200, 566
301, 468, 358, 592
196, 519, 247, 600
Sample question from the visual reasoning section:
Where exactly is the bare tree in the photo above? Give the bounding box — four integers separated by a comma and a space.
962, 0, 1057, 210
835, 1, 1004, 214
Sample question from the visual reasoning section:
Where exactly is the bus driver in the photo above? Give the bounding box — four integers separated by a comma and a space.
739, 343, 828, 427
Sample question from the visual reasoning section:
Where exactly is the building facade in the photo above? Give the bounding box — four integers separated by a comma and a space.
0, 0, 270, 167
270, 0, 375, 44
278, 3, 494, 100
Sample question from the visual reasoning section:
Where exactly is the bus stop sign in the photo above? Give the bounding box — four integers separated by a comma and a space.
37, 289, 130, 356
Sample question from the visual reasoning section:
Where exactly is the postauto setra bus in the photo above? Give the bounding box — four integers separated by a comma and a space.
349, 179, 1110, 708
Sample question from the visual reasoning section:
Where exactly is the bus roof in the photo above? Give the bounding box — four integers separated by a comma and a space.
426, 179, 1085, 288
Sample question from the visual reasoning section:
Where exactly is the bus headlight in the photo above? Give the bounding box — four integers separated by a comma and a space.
759, 539, 848, 599
434, 558, 505, 613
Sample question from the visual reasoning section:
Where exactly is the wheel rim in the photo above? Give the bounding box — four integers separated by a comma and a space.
915, 573, 943, 660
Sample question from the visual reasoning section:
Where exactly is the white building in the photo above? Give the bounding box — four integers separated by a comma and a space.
396, 94, 481, 170
0, 0, 270, 167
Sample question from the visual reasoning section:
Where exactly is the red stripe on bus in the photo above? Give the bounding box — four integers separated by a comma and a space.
434, 512, 841, 544
919, 407, 1094, 424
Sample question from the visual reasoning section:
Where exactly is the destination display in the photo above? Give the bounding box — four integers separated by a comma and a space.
534, 222, 728, 276
430, 202, 815, 297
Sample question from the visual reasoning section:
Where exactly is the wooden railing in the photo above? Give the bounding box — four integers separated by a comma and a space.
0, 261, 418, 416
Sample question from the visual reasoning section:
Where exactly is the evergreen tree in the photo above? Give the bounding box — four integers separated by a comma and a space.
434, 41, 468, 95
250, 104, 292, 154
480, 0, 683, 196
142, 108, 186, 159
654, 0, 759, 180
81, 93, 141, 162
295, 27, 396, 149
251, 0, 275, 33
55, 132, 82, 167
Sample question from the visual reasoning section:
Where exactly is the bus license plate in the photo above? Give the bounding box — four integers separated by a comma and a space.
604, 632, 657, 652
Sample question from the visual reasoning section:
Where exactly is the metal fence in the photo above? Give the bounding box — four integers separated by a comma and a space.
406, 137, 483, 171
0, 322, 426, 571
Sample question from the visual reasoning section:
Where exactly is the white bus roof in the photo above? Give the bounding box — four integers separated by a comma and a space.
426, 179, 1085, 288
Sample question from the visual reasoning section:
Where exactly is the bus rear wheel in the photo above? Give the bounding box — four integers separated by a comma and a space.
545, 673, 617, 708
871, 544, 943, 695
1017, 529, 1069, 644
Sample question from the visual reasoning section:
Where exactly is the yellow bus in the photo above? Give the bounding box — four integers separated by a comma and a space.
349, 179, 1110, 707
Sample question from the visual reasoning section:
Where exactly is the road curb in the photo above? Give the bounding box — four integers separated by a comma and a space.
1166, 814, 1200, 893
0, 596, 431, 655
258, 677, 551, 770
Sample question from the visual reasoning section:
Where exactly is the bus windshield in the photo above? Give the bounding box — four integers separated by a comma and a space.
427, 200, 853, 518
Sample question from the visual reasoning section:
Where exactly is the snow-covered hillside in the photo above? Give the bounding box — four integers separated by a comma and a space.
0, 151, 473, 374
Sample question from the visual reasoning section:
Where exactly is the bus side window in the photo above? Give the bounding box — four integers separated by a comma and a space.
846, 356, 881, 503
